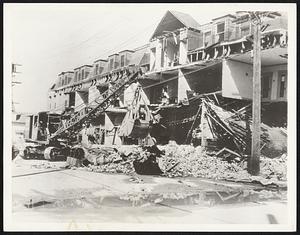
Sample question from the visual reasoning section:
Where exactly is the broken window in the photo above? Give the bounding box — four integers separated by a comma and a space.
216, 22, 225, 42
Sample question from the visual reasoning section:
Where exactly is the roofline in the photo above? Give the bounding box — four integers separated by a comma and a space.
108, 53, 119, 57
118, 49, 134, 53
133, 44, 149, 51
150, 10, 201, 40
94, 59, 108, 63
212, 14, 236, 21
74, 65, 93, 70
58, 71, 74, 75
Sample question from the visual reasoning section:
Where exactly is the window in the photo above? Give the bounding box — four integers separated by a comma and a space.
120, 55, 125, 67
241, 25, 250, 37
261, 73, 272, 98
82, 70, 84, 80
217, 22, 225, 33
75, 72, 78, 82
110, 59, 114, 70
204, 31, 211, 47
68, 77, 71, 83
85, 71, 89, 78
62, 79, 64, 86
216, 22, 225, 42
78, 71, 81, 81
99, 66, 104, 74
278, 72, 287, 98
95, 64, 99, 75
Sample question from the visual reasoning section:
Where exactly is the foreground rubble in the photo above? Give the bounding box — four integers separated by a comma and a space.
81, 143, 287, 186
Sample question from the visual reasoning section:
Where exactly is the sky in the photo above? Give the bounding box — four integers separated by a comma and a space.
4, 3, 237, 113
4, 3, 288, 113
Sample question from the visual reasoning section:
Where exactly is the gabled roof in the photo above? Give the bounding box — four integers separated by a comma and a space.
150, 10, 201, 39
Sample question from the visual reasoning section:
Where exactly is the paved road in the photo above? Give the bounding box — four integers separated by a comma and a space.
10, 159, 289, 229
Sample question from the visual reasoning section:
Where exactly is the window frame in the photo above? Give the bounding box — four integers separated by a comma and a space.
277, 70, 287, 99
120, 55, 125, 67
95, 64, 99, 75
239, 22, 252, 38
203, 30, 212, 47
216, 21, 225, 42
110, 58, 114, 70
261, 72, 273, 99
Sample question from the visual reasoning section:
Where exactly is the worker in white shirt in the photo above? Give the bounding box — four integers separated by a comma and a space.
161, 87, 170, 105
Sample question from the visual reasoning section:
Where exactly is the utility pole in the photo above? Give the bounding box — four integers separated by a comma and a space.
233, 11, 281, 175
251, 16, 262, 175
11, 63, 22, 112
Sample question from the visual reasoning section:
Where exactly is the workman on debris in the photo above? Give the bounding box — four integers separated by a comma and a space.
138, 106, 147, 120
78, 122, 96, 147
161, 87, 170, 105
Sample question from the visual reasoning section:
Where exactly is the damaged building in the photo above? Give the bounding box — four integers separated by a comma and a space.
29, 10, 288, 148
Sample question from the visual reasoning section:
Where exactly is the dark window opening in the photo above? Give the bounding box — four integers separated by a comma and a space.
69, 92, 75, 107
110, 59, 114, 70
95, 64, 99, 75
262, 73, 272, 98
191, 53, 197, 62
121, 55, 125, 67
218, 33, 225, 42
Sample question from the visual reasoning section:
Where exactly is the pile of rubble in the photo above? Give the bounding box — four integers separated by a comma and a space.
159, 143, 246, 179
81, 142, 287, 184
159, 143, 287, 182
